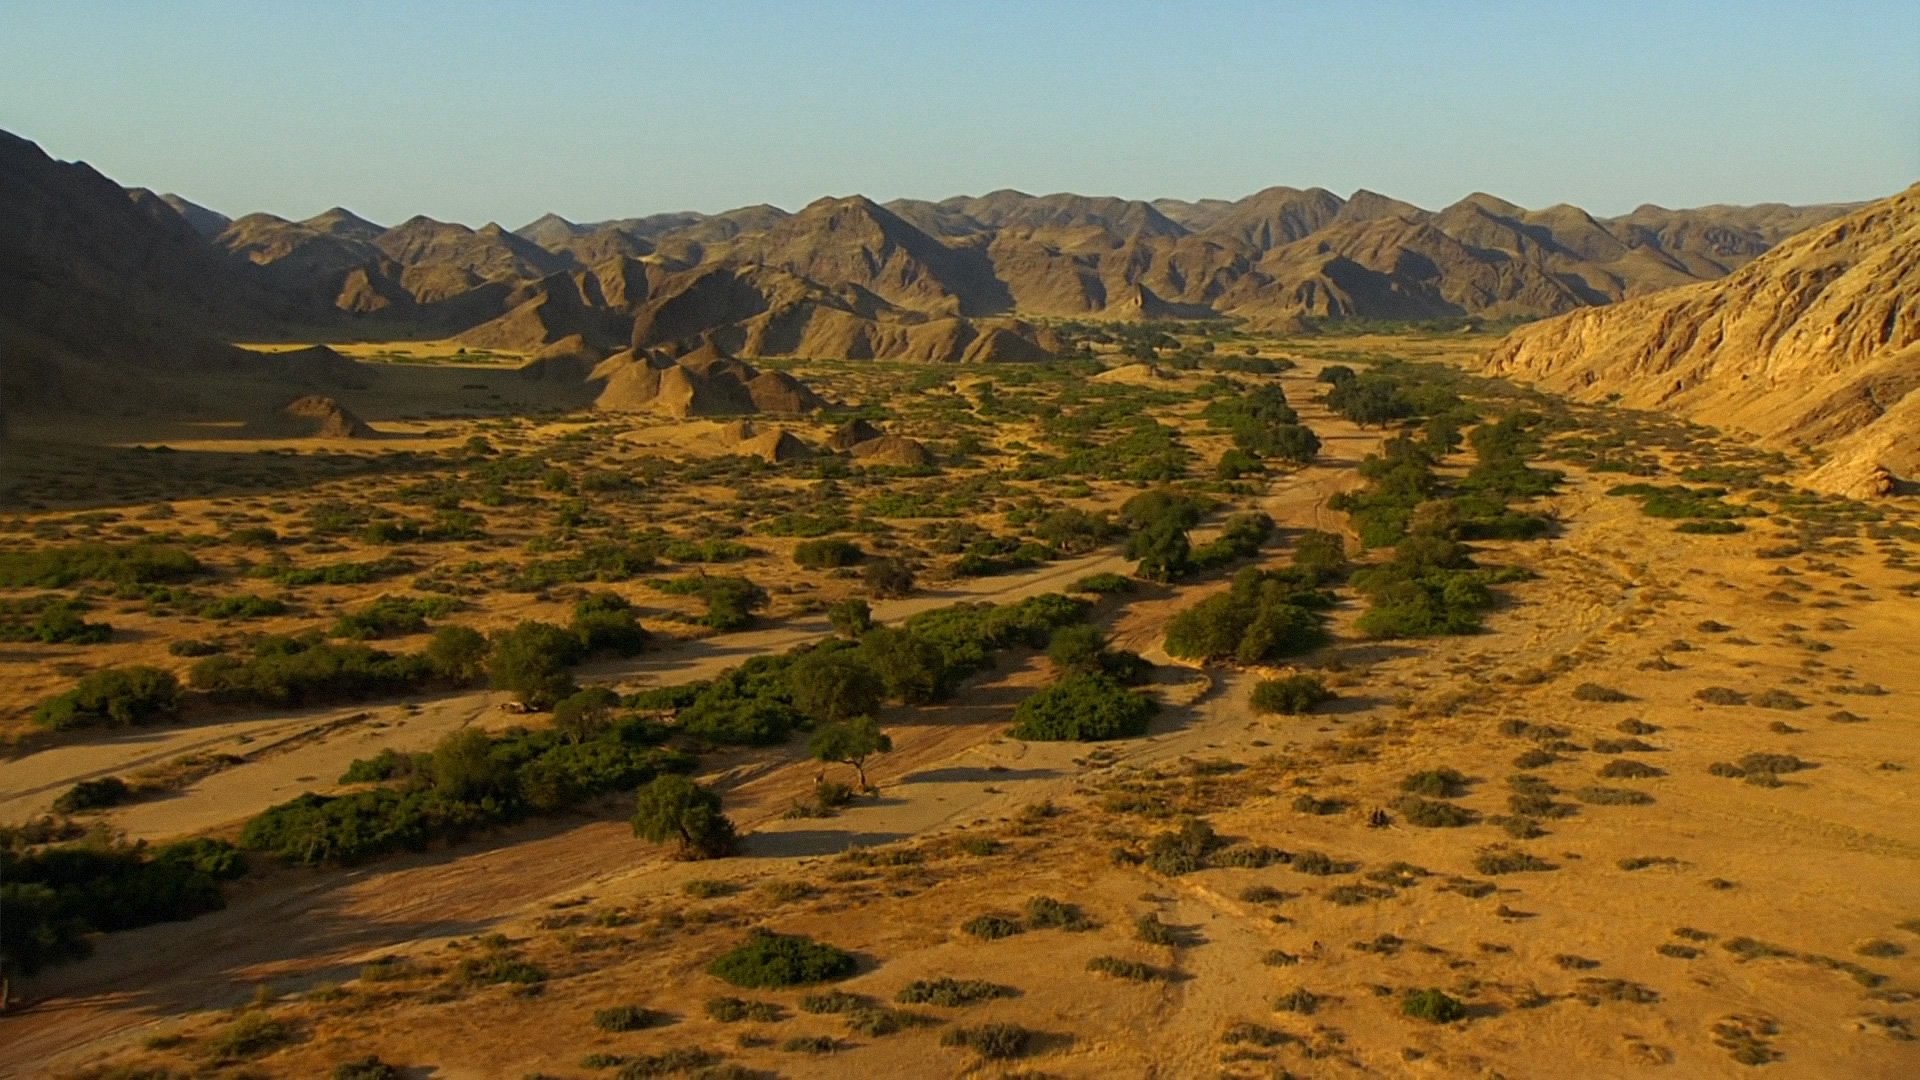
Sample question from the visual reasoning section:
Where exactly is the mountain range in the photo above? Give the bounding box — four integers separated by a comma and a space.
0, 125, 1897, 477
192, 182, 1852, 360
1484, 183, 1919, 497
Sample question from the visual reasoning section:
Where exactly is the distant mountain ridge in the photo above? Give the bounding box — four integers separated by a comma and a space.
0, 125, 1873, 423
178, 170, 1858, 356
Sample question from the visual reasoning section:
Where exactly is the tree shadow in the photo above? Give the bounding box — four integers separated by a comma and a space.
900, 766, 1059, 784
736, 829, 914, 858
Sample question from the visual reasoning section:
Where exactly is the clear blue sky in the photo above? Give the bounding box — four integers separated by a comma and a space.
2, 0, 1914, 227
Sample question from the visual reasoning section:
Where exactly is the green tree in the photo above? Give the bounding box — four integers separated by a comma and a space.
1045, 624, 1107, 676
486, 621, 585, 708
826, 598, 872, 639
431, 728, 513, 802
787, 646, 883, 724
572, 592, 648, 657
808, 716, 893, 790
1266, 423, 1322, 464
32, 666, 181, 730
552, 685, 620, 744
425, 625, 488, 683
1126, 518, 1192, 582
632, 775, 737, 859
857, 627, 943, 704
1009, 673, 1156, 742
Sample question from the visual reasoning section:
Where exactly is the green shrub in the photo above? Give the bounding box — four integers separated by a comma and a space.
962, 913, 1024, 940
895, 977, 1017, 1007
707, 930, 857, 988
52, 776, 133, 813
592, 1004, 660, 1032
1070, 571, 1135, 594
204, 1010, 295, 1062
1272, 987, 1322, 1014
1396, 796, 1479, 827
0, 601, 112, 644
572, 592, 650, 657
940, 1022, 1032, 1060
1144, 818, 1226, 875
1575, 786, 1655, 806
1401, 988, 1467, 1023
34, 666, 182, 730
0, 542, 202, 588
1164, 566, 1329, 663
793, 538, 864, 569
705, 996, 783, 1022
1087, 956, 1161, 982
424, 625, 488, 682
1572, 682, 1630, 703
1009, 673, 1156, 741
191, 636, 433, 709
1250, 674, 1334, 715
1400, 767, 1470, 797
797, 989, 871, 1014
1024, 895, 1094, 931
331, 595, 458, 640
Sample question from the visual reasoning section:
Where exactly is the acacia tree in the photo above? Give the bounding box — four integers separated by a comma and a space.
788, 647, 883, 724
632, 775, 737, 859
808, 716, 892, 791
487, 620, 585, 708
552, 685, 619, 744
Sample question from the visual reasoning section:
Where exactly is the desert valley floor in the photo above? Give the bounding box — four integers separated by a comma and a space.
1, 326, 1916, 1080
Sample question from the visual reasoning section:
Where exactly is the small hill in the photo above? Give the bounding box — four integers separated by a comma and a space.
250, 394, 375, 439
722, 420, 812, 463
849, 434, 934, 468
590, 349, 825, 418
1482, 184, 1920, 495
826, 418, 884, 451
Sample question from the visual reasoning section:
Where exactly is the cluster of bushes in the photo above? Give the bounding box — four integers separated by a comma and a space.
1250, 673, 1335, 714
330, 594, 461, 640
1, 835, 245, 975
1119, 489, 1271, 584
1607, 482, 1763, 531
1204, 385, 1321, 465
1025, 507, 1123, 555
33, 666, 183, 730
0, 599, 112, 644
1329, 437, 1439, 548
643, 593, 1091, 748
0, 541, 203, 588
654, 574, 768, 631
1121, 489, 1204, 581
1349, 532, 1501, 638
1164, 563, 1334, 664
190, 635, 439, 708
243, 721, 693, 866
793, 538, 864, 569
1010, 672, 1157, 741
1323, 399, 1554, 638
486, 597, 649, 708
949, 534, 1051, 578
256, 555, 414, 587
504, 539, 662, 592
